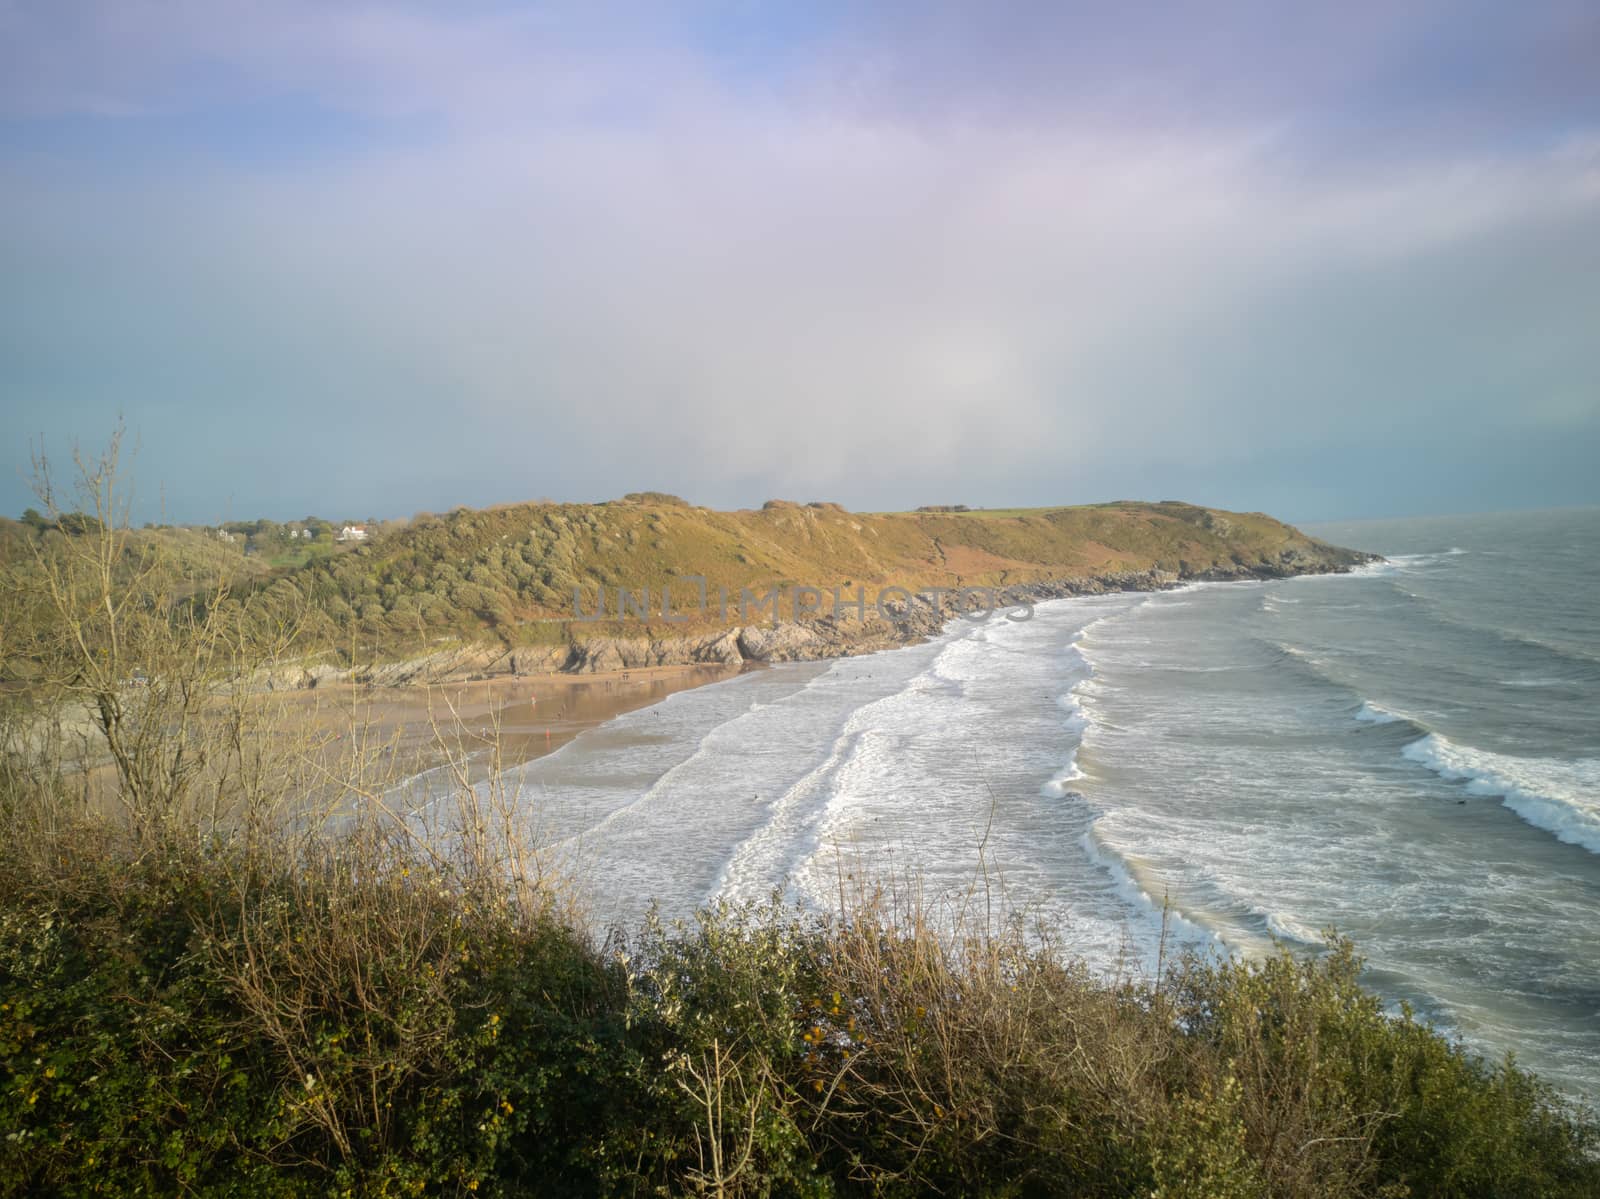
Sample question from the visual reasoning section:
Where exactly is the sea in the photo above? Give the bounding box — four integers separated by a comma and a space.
496, 508, 1600, 1103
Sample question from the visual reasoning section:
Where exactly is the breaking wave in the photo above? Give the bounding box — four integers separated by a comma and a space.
1402, 734, 1600, 856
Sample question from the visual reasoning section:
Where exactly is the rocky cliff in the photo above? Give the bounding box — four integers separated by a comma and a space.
269, 546, 1377, 690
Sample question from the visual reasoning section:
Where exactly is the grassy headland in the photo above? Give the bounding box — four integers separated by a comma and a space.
3, 495, 1372, 685
271, 495, 1371, 650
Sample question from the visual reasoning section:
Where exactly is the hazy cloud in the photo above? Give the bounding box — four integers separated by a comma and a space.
2, 1, 1597, 521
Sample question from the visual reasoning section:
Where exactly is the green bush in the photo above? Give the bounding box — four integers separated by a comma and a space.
4, 857, 1595, 1198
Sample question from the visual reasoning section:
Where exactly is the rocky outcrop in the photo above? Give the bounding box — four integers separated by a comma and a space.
567, 629, 745, 673
509, 646, 571, 675
273, 645, 518, 690
737, 623, 826, 661
272, 549, 1379, 690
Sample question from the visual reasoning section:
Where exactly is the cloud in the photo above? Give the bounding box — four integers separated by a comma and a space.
1, 2, 1597, 520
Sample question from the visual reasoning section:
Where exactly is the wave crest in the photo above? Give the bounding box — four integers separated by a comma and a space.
1402, 734, 1600, 855
1354, 701, 1405, 725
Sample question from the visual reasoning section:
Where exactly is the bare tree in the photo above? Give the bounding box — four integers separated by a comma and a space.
5, 426, 300, 844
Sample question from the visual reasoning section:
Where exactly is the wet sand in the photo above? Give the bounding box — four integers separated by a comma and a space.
281, 662, 749, 782
57, 662, 750, 818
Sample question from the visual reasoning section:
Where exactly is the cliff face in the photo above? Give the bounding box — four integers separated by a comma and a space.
268, 534, 1378, 688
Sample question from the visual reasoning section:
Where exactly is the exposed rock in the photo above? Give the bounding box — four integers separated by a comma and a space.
249, 665, 310, 692
304, 663, 346, 688
569, 639, 628, 673
275, 547, 1381, 689
690, 629, 744, 664
737, 623, 826, 661
509, 645, 571, 675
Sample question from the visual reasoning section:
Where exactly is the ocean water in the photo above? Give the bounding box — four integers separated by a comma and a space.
498, 508, 1600, 1101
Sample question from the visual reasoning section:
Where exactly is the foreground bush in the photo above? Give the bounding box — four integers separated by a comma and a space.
1, 841, 1595, 1197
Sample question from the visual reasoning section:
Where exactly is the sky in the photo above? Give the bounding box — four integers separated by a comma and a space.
2, 1, 1598, 525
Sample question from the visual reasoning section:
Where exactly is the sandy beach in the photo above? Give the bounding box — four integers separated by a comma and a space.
280, 661, 748, 783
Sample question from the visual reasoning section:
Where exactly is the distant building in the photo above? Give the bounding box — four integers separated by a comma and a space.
215, 529, 237, 543
338, 525, 368, 543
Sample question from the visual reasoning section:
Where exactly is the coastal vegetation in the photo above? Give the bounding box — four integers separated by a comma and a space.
5, 840, 1597, 1198
265, 494, 1365, 656
4, 441, 1371, 680
3, 440, 1595, 1196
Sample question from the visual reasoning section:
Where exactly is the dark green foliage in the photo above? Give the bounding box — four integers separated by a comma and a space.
2, 863, 1595, 1198
620, 493, 691, 507
54, 512, 105, 536
0, 858, 304, 1196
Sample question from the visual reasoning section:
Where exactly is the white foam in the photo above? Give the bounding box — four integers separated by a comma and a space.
1079, 825, 1218, 954
1384, 547, 1467, 571
1038, 643, 1098, 794
715, 727, 871, 905
1039, 754, 1085, 797
1402, 734, 1600, 855
1277, 643, 1331, 668
1355, 701, 1404, 725
1055, 702, 1090, 731
1332, 557, 1397, 577
1258, 907, 1324, 946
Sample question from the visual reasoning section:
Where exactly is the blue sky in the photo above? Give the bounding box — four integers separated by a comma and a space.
2, 1, 1597, 523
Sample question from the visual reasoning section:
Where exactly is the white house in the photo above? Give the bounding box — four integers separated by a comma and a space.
337, 525, 368, 543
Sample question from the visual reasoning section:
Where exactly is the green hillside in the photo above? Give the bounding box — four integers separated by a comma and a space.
241, 497, 1369, 661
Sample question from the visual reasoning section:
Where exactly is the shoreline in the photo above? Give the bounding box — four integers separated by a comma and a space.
38, 561, 1381, 793
289, 557, 1382, 779
269, 661, 750, 781
272, 557, 1381, 695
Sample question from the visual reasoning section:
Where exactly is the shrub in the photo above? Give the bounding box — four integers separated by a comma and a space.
2, 851, 1598, 1197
